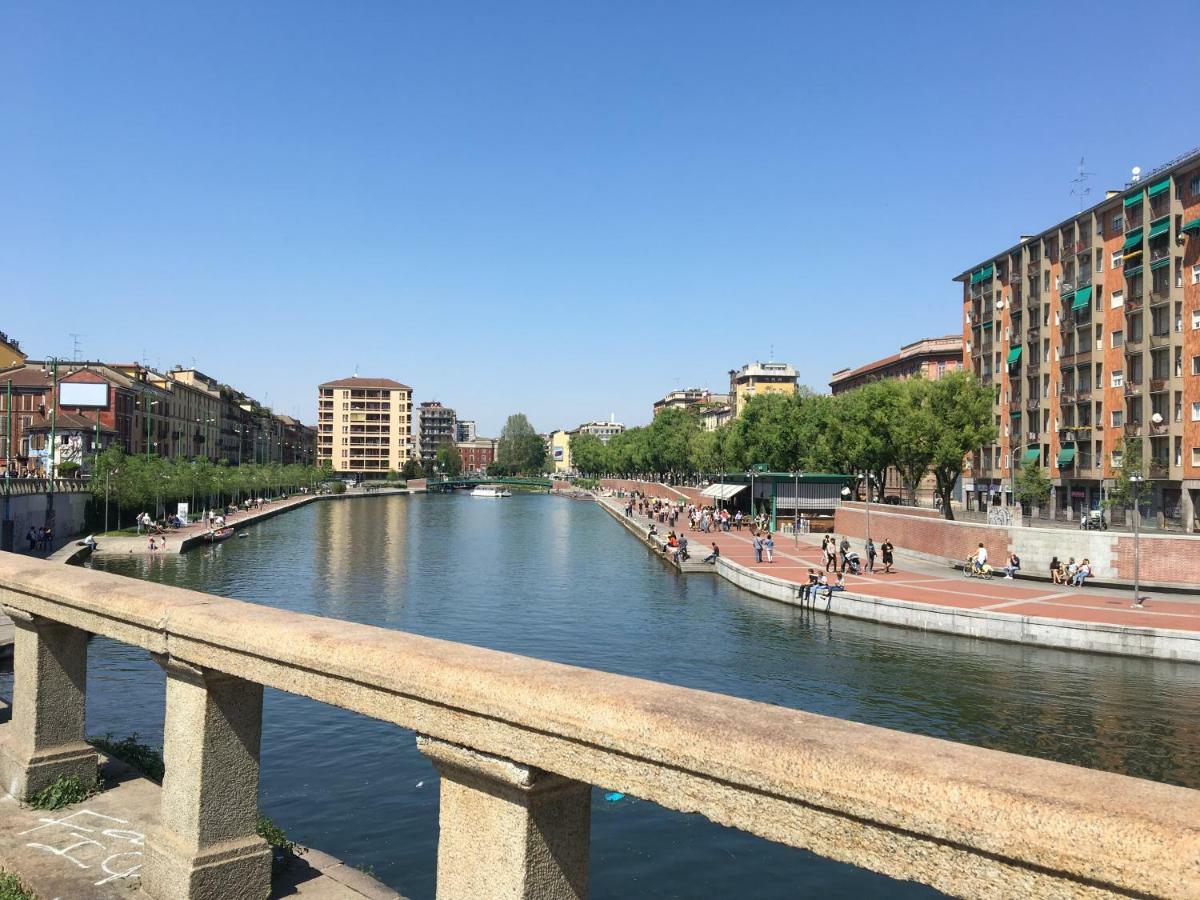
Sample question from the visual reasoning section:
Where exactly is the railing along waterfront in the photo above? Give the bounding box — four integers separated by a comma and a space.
0, 555, 1196, 900
1, 477, 91, 496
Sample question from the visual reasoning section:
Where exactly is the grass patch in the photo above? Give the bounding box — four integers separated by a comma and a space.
0, 870, 36, 900
89, 733, 165, 782
28, 773, 102, 811
256, 814, 307, 858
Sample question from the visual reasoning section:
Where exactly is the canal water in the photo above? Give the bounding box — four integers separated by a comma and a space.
45, 494, 1200, 897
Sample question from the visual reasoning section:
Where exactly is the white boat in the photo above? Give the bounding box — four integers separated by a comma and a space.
470, 485, 512, 498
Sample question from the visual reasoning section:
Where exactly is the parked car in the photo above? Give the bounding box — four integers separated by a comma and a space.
882, 495, 902, 505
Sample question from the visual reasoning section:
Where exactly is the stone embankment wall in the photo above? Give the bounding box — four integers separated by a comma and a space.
3, 491, 90, 554
835, 502, 1200, 586
600, 479, 705, 506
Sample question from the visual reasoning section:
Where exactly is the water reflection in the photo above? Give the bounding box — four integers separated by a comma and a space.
73, 493, 1200, 899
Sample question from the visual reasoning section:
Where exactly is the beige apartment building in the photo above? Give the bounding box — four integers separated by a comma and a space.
958, 147, 1200, 530
317, 377, 413, 476
728, 361, 798, 416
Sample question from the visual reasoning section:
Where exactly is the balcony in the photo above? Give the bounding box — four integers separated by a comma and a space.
1074, 386, 1093, 401
1123, 381, 1143, 397
1124, 296, 1143, 312
1027, 430, 1040, 442
1010, 331, 1023, 345
1149, 377, 1168, 393
1026, 356, 1041, 373
1149, 421, 1169, 436
1148, 460, 1170, 479
1123, 338, 1144, 355
1124, 422, 1143, 437
1148, 332, 1172, 349
1025, 397, 1042, 411
1074, 347, 1093, 365
1008, 399, 1023, 413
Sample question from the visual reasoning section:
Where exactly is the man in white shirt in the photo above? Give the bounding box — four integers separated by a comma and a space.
974, 543, 988, 573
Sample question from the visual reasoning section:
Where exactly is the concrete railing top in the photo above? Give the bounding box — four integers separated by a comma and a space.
0, 553, 1196, 899
1, 477, 91, 496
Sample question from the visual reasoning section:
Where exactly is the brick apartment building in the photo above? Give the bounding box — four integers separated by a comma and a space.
957, 147, 1200, 530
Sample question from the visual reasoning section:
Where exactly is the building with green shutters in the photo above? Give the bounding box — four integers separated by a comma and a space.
955, 145, 1200, 532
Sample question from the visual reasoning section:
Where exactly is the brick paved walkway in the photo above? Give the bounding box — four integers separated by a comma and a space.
707, 527, 1200, 634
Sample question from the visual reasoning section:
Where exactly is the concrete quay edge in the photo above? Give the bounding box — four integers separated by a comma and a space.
594, 495, 714, 574
716, 556, 1200, 664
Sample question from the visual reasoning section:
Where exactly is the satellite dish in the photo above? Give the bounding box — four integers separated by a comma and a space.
1132, 166, 1141, 175
995, 298, 1005, 309
1151, 412, 1163, 424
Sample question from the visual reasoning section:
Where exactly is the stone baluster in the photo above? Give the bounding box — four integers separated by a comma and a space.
143, 657, 270, 900
417, 735, 590, 900
0, 607, 98, 799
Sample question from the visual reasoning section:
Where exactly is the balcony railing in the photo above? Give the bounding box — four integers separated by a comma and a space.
1149, 421, 1169, 435
1149, 377, 1168, 392
1008, 399, 1022, 413
1148, 460, 1170, 479
1123, 339, 1144, 354
1123, 382, 1143, 396
1123, 422, 1143, 437
5, 556, 1190, 899
1124, 296, 1143, 312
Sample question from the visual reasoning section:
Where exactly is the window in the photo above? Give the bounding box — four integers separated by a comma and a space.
1193, 447, 1200, 468
1111, 371, 1124, 387
1112, 409, 1124, 427
1113, 213, 1124, 233
1112, 250, 1123, 269
1192, 175, 1200, 197
1096, 255, 1103, 273
1194, 356, 1200, 376
1193, 310, 1200, 330
1192, 264, 1200, 285
1193, 402, 1200, 422
1112, 331, 1124, 348
1111, 289, 1124, 308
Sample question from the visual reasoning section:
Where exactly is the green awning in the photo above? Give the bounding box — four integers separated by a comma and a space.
1057, 448, 1076, 466
1121, 228, 1143, 250
1023, 448, 1041, 464
1060, 289, 1075, 305
1147, 177, 1170, 198
1182, 217, 1200, 234
1148, 218, 1170, 239
1007, 346, 1023, 365
1071, 285, 1093, 310
1124, 265, 1143, 277
1150, 257, 1170, 271
1124, 190, 1144, 207
970, 264, 994, 285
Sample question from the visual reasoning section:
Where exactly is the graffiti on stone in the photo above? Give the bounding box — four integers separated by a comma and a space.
18, 809, 143, 886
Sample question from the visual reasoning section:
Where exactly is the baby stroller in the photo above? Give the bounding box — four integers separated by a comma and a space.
843, 552, 862, 575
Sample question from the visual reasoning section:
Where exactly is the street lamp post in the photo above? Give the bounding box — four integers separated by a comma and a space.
1130, 473, 1145, 608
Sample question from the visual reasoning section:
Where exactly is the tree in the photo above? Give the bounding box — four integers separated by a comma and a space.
889, 379, 937, 503
569, 433, 607, 475
497, 413, 546, 475
435, 441, 463, 477
1104, 437, 1151, 512
645, 407, 699, 477
925, 372, 998, 520
1014, 456, 1051, 511
401, 459, 422, 480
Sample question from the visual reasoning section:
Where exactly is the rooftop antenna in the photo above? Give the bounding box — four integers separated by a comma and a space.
1069, 156, 1095, 211
68, 333, 83, 361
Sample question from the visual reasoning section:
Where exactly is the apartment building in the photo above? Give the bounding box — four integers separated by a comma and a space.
829, 336, 964, 395
417, 401, 457, 466
652, 388, 729, 418
957, 147, 1200, 530
728, 362, 797, 416
0, 331, 26, 370
456, 420, 476, 443
456, 437, 497, 473
317, 377, 413, 476
570, 417, 625, 443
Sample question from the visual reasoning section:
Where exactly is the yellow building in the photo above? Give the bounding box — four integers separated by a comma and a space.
317, 377, 413, 476
549, 430, 572, 473
0, 331, 27, 371
728, 361, 798, 416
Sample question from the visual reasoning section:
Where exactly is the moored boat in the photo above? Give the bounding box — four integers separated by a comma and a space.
205, 527, 235, 542
470, 485, 512, 498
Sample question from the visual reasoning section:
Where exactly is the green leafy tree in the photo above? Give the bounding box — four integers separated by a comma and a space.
435, 441, 463, 477
569, 433, 607, 475
497, 413, 546, 475
645, 407, 699, 476
1104, 437, 1151, 512
888, 379, 937, 503
401, 459, 422, 480
1014, 456, 1051, 511
926, 371, 998, 520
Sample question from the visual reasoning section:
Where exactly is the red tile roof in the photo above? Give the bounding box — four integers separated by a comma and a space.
319, 376, 412, 390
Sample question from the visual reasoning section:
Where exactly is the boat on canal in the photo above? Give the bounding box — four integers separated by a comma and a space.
470, 485, 512, 498
205, 526, 235, 542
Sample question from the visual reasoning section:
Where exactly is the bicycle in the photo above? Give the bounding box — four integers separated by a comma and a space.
962, 558, 994, 580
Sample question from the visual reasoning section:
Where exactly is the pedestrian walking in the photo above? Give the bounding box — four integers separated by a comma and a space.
881, 539, 894, 574
764, 533, 775, 563
26, 527, 36, 553
838, 536, 851, 573
752, 532, 763, 563
822, 535, 836, 572
865, 537, 876, 573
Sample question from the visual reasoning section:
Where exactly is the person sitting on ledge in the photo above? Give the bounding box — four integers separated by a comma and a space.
1050, 556, 1064, 584
703, 542, 720, 564
1001, 552, 1021, 580
824, 572, 845, 601
1070, 558, 1092, 587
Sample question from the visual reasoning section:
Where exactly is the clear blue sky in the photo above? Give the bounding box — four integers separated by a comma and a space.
2, 2, 1196, 435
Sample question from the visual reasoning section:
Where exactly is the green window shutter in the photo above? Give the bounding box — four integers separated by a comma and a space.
1124, 264, 1143, 277
1124, 190, 1144, 207
1182, 217, 1200, 234
1150, 257, 1170, 271
1071, 286, 1093, 310
970, 263, 994, 284
1121, 228, 1143, 251
1022, 448, 1041, 465
1057, 448, 1076, 466
1148, 218, 1170, 239
1006, 346, 1023, 365
1147, 177, 1170, 198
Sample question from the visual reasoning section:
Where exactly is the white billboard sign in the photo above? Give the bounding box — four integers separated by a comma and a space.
59, 382, 109, 408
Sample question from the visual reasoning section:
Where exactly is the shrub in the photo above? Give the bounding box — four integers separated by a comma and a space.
0, 871, 35, 900
257, 814, 307, 858
89, 733, 165, 782
28, 773, 102, 810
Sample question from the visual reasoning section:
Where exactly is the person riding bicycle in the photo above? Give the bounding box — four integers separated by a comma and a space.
971, 543, 988, 575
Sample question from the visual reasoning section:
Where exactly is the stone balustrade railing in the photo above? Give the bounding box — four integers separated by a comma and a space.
1, 477, 91, 496
0, 554, 1196, 900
